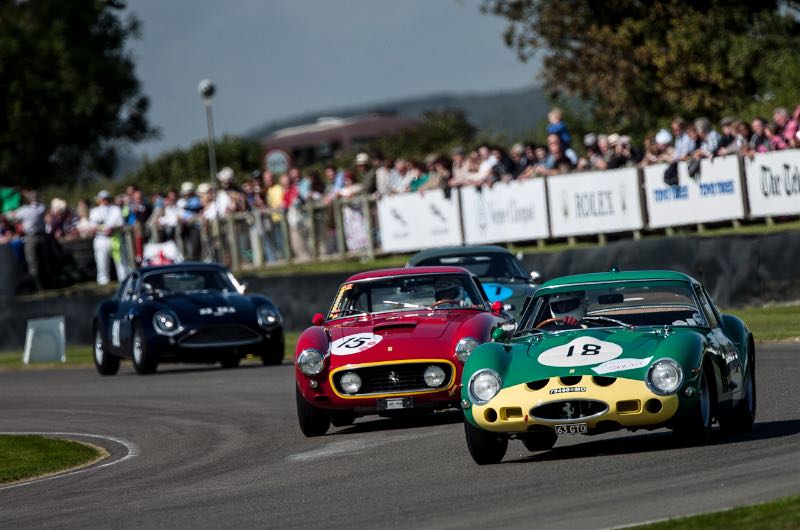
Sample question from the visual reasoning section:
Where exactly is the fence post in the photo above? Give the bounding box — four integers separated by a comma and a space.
362, 195, 375, 260
226, 216, 239, 271
279, 210, 292, 262
333, 198, 345, 257
306, 202, 318, 259
250, 211, 264, 268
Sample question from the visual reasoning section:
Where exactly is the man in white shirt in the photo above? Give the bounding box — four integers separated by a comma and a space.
89, 190, 125, 285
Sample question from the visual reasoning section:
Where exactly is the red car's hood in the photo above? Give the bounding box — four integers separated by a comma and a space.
325, 310, 480, 366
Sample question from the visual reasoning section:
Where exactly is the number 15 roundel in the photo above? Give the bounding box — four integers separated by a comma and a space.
330, 333, 384, 356
538, 337, 623, 367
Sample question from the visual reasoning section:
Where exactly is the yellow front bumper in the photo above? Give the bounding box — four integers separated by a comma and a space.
471, 377, 679, 433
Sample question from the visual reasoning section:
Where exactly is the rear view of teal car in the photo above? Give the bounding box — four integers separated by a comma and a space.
460, 270, 756, 465
407, 245, 539, 313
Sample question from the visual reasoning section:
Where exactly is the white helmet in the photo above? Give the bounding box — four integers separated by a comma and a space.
549, 292, 586, 320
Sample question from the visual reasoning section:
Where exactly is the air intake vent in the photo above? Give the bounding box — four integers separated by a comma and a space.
527, 379, 549, 391
531, 400, 608, 421
560, 376, 583, 386
592, 376, 617, 387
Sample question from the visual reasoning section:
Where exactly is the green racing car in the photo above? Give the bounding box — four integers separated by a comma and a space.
460, 269, 756, 465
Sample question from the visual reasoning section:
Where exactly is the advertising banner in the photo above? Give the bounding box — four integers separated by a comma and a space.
460, 179, 550, 244
377, 189, 462, 252
546, 168, 644, 237
744, 150, 800, 217
643, 156, 745, 228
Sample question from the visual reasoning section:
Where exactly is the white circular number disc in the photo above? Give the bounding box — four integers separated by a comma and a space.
538, 336, 623, 367
330, 333, 383, 356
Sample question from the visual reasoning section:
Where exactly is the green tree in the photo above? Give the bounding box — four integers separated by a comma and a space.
369, 109, 476, 160
481, 1, 800, 134
0, 0, 156, 188
123, 135, 263, 193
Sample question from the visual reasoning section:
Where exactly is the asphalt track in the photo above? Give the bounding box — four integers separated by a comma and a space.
1, 344, 799, 529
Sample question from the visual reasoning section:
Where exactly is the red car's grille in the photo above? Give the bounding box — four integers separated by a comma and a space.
179, 325, 261, 348
333, 362, 453, 395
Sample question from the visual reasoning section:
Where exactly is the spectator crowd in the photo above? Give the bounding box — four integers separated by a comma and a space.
2, 103, 800, 290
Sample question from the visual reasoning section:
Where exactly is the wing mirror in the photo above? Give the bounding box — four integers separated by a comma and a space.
141, 283, 153, 295
237, 283, 247, 294
312, 313, 325, 326
491, 301, 503, 315
529, 271, 542, 283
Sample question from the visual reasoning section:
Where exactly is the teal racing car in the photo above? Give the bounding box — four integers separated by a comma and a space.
460, 270, 756, 464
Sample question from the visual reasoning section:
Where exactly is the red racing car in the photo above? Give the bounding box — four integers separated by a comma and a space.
295, 266, 508, 436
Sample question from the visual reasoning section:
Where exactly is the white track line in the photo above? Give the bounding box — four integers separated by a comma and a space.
0, 432, 139, 491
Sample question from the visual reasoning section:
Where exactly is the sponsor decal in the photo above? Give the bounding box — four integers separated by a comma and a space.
199, 306, 236, 316
482, 283, 513, 302
549, 387, 587, 394
759, 163, 800, 198
574, 190, 616, 218
538, 337, 623, 367
330, 333, 383, 355
592, 356, 653, 375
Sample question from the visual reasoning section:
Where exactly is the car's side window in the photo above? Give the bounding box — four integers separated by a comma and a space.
121, 274, 138, 303
694, 285, 719, 329
116, 276, 132, 301
473, 278, 490, 307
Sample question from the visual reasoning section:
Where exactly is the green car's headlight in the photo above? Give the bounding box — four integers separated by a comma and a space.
455, 337, 480, 362
153, 310, 181, 336
468, 369, 502, 405
297, 349, 324, 376
647, 359, 683, 395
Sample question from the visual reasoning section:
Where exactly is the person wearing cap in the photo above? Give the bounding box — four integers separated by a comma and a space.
694, 117, 722, 159
89, 189, 125, 285
6, 189, 48, 291
176, 181, 203, 260
215, 166, 246, 216
577, 133, 608, 171
354, 152, 376, 196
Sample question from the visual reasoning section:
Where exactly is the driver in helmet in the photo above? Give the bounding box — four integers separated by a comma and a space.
433, 276, 463, 306
548, 291, 586, 327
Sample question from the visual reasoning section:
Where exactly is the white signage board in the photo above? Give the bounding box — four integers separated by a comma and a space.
744, 150, 800, 217
377, 189, 462, 252
643, 156, 745, 228
546, 168, 643, 237
460, 179, 550, 244
23, 316, 66, 364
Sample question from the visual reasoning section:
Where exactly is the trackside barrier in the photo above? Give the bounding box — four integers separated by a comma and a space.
743, 150, 800, 218
460, 179, 549, 244
642, 155, 745, 228
376, 188, 462, 252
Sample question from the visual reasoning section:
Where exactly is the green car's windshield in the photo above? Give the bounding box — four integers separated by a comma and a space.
520, 281, 707, 332
415, 253, 529, 281
328, 274, 486, 319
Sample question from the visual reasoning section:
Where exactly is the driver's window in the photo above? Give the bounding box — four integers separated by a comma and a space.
122, 274, 138, 302
694, 285, 719, 328
117, 276, 133, 302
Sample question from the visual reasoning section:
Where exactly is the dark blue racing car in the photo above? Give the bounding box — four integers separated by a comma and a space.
92, 263, 284, 375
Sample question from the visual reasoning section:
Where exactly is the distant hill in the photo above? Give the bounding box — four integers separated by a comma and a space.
247, 85, 549, 144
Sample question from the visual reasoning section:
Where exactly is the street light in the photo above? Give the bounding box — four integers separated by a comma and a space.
198, 79, 218, 183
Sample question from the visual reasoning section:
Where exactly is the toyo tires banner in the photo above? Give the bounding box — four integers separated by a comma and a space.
377, 189, 462, 252
460, 179, 549, 244
643, 156, 745, 228
546, 168, 644, 237
744, 150, 800, 217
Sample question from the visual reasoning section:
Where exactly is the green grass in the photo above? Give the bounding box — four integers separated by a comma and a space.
635, 494, 800, 529
0, 435, 101, 484
725, 304, 800, 341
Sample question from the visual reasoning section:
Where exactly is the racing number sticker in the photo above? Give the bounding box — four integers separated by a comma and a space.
537, 337, 623, 367
330, 333, 383, 356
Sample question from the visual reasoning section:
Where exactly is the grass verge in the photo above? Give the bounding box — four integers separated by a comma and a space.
725, 304, 800, 341
635, 494, 800, 529
0, 435, 102, 484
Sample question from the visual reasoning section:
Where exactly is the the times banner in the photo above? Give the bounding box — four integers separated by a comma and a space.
460, 180, 550, 244
546, 168, 644, 237
744, 150, 800, 217
643, 156, 745, 228
377, 189, 463, 252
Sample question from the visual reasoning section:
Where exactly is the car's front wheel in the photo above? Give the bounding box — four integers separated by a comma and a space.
719, 345, 756, 433
331, 411, 356, 427
219, 355, 241, 369
131, 325, 158, 375
464, 417, 508, 465
93, 325, 120, 376
296, 385, 330, 437
673, 363, 714, 441
521, 430, 557, 452
260, 334, 285, 366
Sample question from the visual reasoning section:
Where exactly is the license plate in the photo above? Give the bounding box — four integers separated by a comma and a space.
378, 397, 413, 411
555, 423, 588, 435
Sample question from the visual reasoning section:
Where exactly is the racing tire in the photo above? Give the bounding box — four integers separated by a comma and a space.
521, 430, 558, 452
93, 325, 120, 376
296, 385, 330, 437
331, 411, 356, 427
219, 356, 241, 369
260, 335, 285, 366
673, 363, 714, 442
131, 325, 158, 375
718, 346, 756, 434
464, 418, 508, 465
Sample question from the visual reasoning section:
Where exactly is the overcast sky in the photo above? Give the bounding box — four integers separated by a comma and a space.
125, 0, 539, 157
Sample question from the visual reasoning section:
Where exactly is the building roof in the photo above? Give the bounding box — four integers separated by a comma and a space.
263, 114, 418, 150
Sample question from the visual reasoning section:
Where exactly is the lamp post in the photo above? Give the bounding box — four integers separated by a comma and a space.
198, 79, 218, 182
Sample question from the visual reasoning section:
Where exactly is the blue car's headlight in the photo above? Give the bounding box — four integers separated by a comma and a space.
153, 310, 181, 336
647, 359, 683, 395
468, 369, 502, 405
257, 305, 282, 328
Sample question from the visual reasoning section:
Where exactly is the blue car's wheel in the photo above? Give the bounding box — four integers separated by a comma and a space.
132, 325, 158, 375
464, 417, 508, 465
